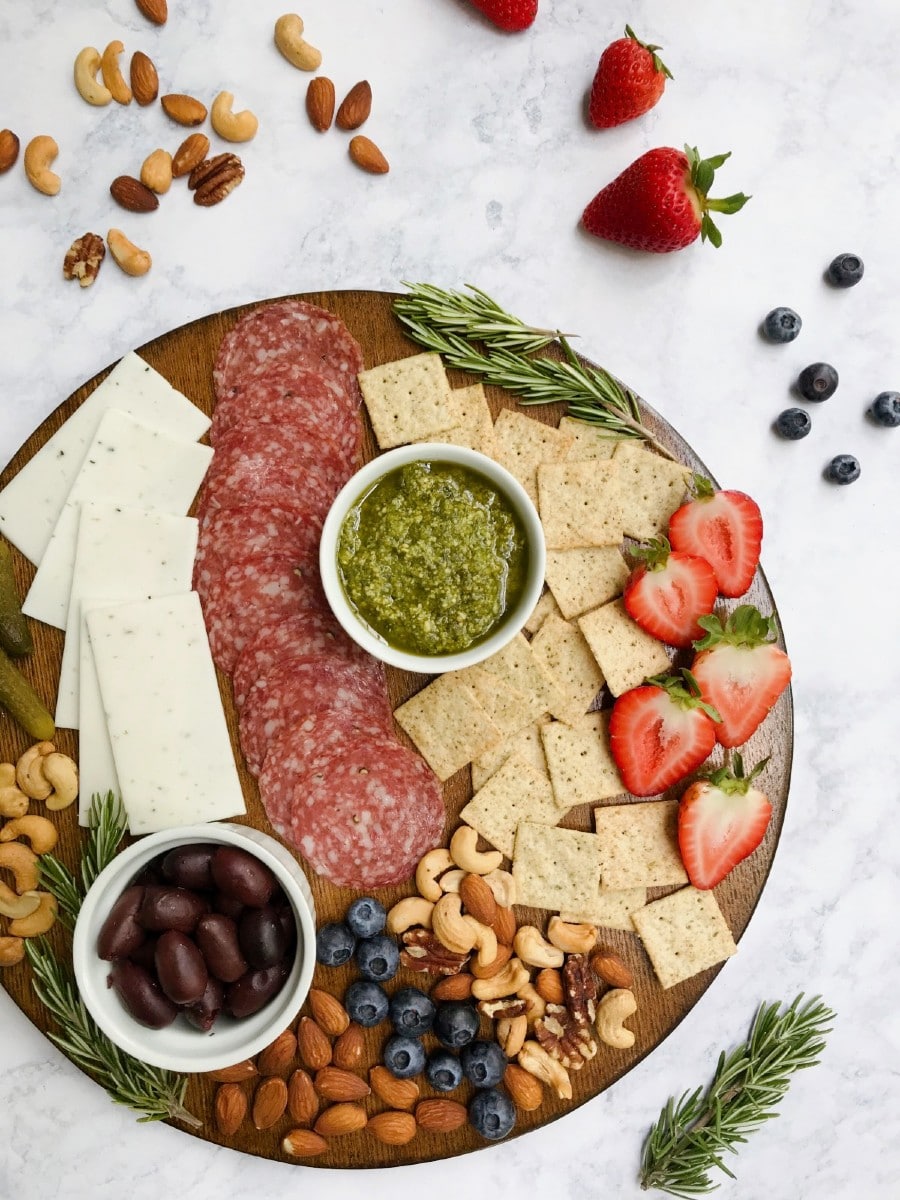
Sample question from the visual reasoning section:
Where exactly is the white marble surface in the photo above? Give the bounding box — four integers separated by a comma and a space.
1, 1, 898, 1197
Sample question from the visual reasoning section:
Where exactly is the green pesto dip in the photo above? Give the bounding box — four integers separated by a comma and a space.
337, 460, 529, 655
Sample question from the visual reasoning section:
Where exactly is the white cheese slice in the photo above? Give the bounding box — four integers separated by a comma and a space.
0, 352, 210, 566
85, 592, 246, 834
56, 503, 199, 730
22, 409, 212, 630
78, 631, 121, 827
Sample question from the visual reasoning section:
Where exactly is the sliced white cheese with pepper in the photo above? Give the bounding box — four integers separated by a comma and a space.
77, 630, 121, 828
85, 592, 245, 834
0, 352, 210, 566
56, 503, 199, 730
22, 409, 212, 630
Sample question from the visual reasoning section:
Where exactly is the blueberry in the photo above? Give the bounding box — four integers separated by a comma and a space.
345, 896, 386, 939
344, 979, 390, 1027
460, 1040, 507, 1089
382, 1034, 427, 1079
425, 1049, 464, 1092
389, 986, 435, 1037
762, 306, 802, 343
355, 933, 400, 983
797, 362, 839, 402
433, 1001, 480, 1049
826, 454, 860, 485
869, 391, 900, 427
826, 253, 864, 288
774, 407, 812, 440
315, 921, 356, 967
468, 1087, 516, 1141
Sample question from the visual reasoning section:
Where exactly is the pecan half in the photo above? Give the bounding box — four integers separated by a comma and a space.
534, 1002, 597, 1070
563, 952, 598, 1026
189, 152, 244, 207
63, 232, 106, 287
477, 997, 528, 1021
400, 928, 470, 975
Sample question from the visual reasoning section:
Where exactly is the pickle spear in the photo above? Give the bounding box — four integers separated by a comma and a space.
0, 540, 33, 657
0, 645, 54, 740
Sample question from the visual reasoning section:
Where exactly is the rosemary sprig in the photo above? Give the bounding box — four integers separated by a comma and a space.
38, 792, 127, 928
640, 995, 835, 1197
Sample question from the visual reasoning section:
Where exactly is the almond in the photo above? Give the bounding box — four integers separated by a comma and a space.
369, 1065, 419, 1111
313, 1066, 371, 1102
161, 93, 208, 127
297, 1016, 332, 1070
109, 175, 159, 213
348, 135, 389, 175
335, 80, 372, 130
306, 77, 336, 133
534, 967, 565, 1005
136, 0, 167, 24
503, 1063, 543, 1111
590, 948, 635, 990
460, 872, 499, 927
430, 974, 473, 1002
470, 943, 513, 980
214, 1083, 248, 1136
207, 1059, 257, 1083
0, 129, 21, 174
492, 905, 517, 946
252, 1075, 289, 1130
282, 1128, 329, 1158
171, 133, 210, 178
287, 1068, 319, 1125
332, 1022, 365, 1069
313, 1102, 367, 1137
414, 1098, 467, 1133
130, 52, 158, 106
368, 1110, 417, 1146
308, 988, 350, 1037
256, 1028, 297, 1075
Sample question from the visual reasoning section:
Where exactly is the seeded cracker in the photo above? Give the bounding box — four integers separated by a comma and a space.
578, 599, 671, 697
512, 821, 602, 913
455, 633, 559, 736
560, 416, 621, 461
471, 717, 550, 791
357, 352, 456, 449
541, 713, 624, 811
593, 798, 688, 889
544, 546, 630, 621
630, 886, 737, 990
490, 409, 575, 505
524, 588, 563, 635
537, 460, 623, 549
460, 758, 559, 859
418, 382, 495, 456
530, 613, 605, 727
611, 441, 693, 539
560, 887, 648, 932
393, 673, 502, 782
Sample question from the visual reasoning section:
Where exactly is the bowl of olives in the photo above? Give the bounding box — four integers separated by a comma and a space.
72, 823, 316, 1072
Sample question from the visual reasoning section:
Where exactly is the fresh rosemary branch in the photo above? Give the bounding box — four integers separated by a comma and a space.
640, 995, 836, 1197
38, 792, 127, 928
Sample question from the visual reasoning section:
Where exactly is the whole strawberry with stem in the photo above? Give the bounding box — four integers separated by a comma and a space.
677, 753, 773, 889
623, 536, 718, 648
467, 0, 538, 32
582, 145, 750, 253
589, 25, 673, 129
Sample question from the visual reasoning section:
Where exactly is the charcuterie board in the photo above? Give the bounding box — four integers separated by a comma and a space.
0, 289, 792, 1166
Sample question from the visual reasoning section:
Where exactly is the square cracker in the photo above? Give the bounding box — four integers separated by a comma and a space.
594, 798, 688, 889
471, 717, 550, 791
523, 588, 562, 635
460, 758, 559, 859
541, 713, 624, 811
537, 460, 623, 549
490, 409, 574, 504
530, 614, 605, 727
560, 417, 620, 461
393, 673, 502, 782
357, 353, 456, 449
513, 821, 602, 913
560, 887, 647, 932
455, 633, 558, 736
630, 886, 737, 989
544, 546, 629, 621
578, 599, 670, 697
424, 383, 496, 456
612, 441, 693, 540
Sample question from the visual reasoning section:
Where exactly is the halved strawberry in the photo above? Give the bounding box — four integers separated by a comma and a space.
690, 606, 792, 748
677, 754, 773, 889
668, 477, 763, 597
608, 670, 721, 797
623, 537, 718, 648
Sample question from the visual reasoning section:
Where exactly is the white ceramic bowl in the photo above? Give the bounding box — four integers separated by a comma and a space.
72, 823, 316, 1073
319, 443, 546, 673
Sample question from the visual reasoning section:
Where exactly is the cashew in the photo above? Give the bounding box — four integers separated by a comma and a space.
9, 892, 57, 938
210, 91, 259, 143
547, 915, 598, 955
596, 988, 637, 1049
432, 892, 478, 955
16, 743, 55, 800
23, 136, 61, 196
0, 881, 41, 920
274, 14, 323, 71
0, 843, 39, 893
517, 1040, 572, 1100
0, 936, 25, 967
514, 925, 565, 969
439, 868, 465, 894
140, 148, 173, 194
415, 848, 453, 902
462, 915, 498, 971
482, 868, 517, 907
107, 229, 151, 277
385, 895, 434, 934
0, 763, 28, 818
496, 1013, 528, 1058
449, 825, 502, 875
515, 980, 546, 1025
470, 957, 530, 1001
101, 40, 132, 104
0, 814, 58, 855
74, 47, 112, 106
41, 753, 79, 811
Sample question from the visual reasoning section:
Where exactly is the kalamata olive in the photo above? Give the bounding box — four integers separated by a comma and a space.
183, 976, 224, 1032
224, 961, 288, 1019
97, 885, 146, 961
154, 930, 208, 1005
213, 891, 245, 922
195, 913, 248, 983
131, 861, 165, 888
138, 885, 207, 933
160, 843, 217, 890
128, 934, 159, 971
210, 846, 276, 908
275, 903, 297, 953
108, 960, 178, 1029
238, 905, 288, 969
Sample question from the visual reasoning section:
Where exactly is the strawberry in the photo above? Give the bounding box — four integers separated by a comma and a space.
581, 145, 750, 253
623, 537, 718, 648
668, 477, 763, 597
690, 606, 792, 748
608, 670, 721, 797
677, 754, 773, 889
467, 0, 538, 32
588, 25, 672, 129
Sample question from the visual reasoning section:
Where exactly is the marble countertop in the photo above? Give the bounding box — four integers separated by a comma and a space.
1, 2, 898, 1198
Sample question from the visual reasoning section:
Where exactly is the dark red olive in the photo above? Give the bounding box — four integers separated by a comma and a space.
108, 960, 178, 1029
131, 860, 165, 888
138, 885, 207, 933
275, 903, 297, 954
128, 934, 159, 971
160, 844, 217, 891
212, 891, 245, 921
238, 905, 288, 969
210, 846, 277, 908
155, 930, 208, 1004
97, 886, 146, 960
195, 913, 248, 984
224, 961, 288, 1019
183, 976, 224, 1032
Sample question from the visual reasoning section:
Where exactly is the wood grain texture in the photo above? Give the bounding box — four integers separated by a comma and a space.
0, 290, 793, 1167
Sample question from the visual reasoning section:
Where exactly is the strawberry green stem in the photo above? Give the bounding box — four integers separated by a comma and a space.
624, 25, 674, 79
684, 146, 751, 249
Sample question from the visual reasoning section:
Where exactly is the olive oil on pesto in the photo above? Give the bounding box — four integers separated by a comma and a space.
337, 460, 529, 655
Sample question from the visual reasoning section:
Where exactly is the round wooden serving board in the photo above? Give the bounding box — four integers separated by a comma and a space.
0, 290, 793, 1167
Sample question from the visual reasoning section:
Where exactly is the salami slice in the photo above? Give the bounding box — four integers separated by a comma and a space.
198, 504, 323, 575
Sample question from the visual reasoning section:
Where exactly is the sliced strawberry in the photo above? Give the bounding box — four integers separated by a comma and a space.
677, 755, 773, 889
623, 537, 718, 648
690, 606, 792, 748
668, 477, 763, 597
608, 670, 720, 797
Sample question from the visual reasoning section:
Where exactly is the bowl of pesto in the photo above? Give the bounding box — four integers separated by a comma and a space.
319, 443, 546, 673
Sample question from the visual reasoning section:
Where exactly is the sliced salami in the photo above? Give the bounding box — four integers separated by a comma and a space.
198, 504, 323, 575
